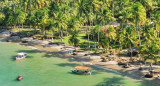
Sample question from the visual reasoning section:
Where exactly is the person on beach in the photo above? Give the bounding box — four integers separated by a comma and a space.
158, 74, 160, 79
158, 76, 160, 79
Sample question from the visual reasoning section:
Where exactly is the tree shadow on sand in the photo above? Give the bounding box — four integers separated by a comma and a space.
43, 51, 92, 62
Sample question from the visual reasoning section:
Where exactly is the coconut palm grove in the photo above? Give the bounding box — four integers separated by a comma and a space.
0, 0, 160, 86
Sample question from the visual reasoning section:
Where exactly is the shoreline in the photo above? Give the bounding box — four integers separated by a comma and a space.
1, 32, 160, 85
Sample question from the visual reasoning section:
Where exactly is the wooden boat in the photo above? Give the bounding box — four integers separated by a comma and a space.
72, 66, 92, 75
16, 52, 27, 61
17, 76, 23, 81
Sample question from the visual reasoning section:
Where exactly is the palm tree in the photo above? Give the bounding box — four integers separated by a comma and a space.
141, 22, 155, 44
34, 7, 49, 38
98, 31, 108, 52
68, 30, 80, 47
0, 11, 5, 25
3, 7, 16, 28
155, 11, 160, 31
15, 10, 26, 29
121, 26, 138, 58
54, 11, 67, 43
139, 44, 160, 64
46, 18, 55, 42
106, 26, 117, 44
132, 2, 146, 46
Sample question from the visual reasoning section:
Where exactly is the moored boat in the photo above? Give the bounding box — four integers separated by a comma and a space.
17, 75, 23, 81
72, 66, 92, 75
16, 52, 27, 61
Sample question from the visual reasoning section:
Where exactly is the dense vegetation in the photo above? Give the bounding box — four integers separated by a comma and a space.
0, 0, 160, 63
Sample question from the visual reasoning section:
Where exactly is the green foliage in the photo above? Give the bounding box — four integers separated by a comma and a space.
0, 12, 5, 25
68, 30, 80, 47
15, 10, 26, 24
132, 2, 146, 25
120, 26, 138, 48
0, 0, 159, 61
98, 31, 108, 48
139, 44, 160, 64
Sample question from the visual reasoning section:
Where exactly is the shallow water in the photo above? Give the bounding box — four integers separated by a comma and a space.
0, 42, 158, 86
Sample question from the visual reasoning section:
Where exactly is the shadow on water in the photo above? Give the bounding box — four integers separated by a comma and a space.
67, 72, 92, 76
139, 79, 160, 86
11, 55, 17, 61
10, 50, 38, 61
56, 63, 115, 76
96, 77, 125, 86
16, 49, 40, 54
56, 63, 78, 67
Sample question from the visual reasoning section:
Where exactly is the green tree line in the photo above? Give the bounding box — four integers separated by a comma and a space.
0, 0, 160, 63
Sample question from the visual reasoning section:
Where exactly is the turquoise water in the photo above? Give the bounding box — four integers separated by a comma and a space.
0, 42, 158, 86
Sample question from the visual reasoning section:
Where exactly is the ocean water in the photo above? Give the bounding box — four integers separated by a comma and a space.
0, 42, 158, 86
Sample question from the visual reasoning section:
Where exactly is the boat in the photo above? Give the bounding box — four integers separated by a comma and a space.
17, 75, 23, 81
16, 52, 27, 61
72, 66, 92, 75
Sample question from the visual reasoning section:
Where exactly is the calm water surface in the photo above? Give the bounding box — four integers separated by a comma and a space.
0, 42, 158, 86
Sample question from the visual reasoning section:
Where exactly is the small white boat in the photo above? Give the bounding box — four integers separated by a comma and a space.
16, 52, 27, 61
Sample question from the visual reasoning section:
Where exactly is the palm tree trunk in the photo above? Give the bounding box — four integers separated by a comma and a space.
138, 25, 141, 46
30, 25, 31, 29
86, 23, 90, 48
22, 23, 23, 29
98, 23, 100, 49
92, 21, 97, 53
51, 30, 54, 42
43, 30, 45, 40
61, 29, 63, 43
136, 20, 141, 46
112, 1, 114, 17
130, 46, 133, 61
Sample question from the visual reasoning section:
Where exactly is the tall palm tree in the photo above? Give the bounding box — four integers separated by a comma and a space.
132, 2, 146, 46
54, 11, 67, 43
15, 10, 26, 29
98, 30, 108, 52
106, 26, 117, 44
141, 21, 155, 44
121, 26, 138, 57
155, 11, 160, 31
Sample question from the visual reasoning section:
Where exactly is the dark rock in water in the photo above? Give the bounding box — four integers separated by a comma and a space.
145, 74, 153, 78
72, 52, 77, 55
84, 54, 87, 56
139, 67, 143, 70
118, 62, 126, 65
123, 65, 130, 68
22, 40, 28, 43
